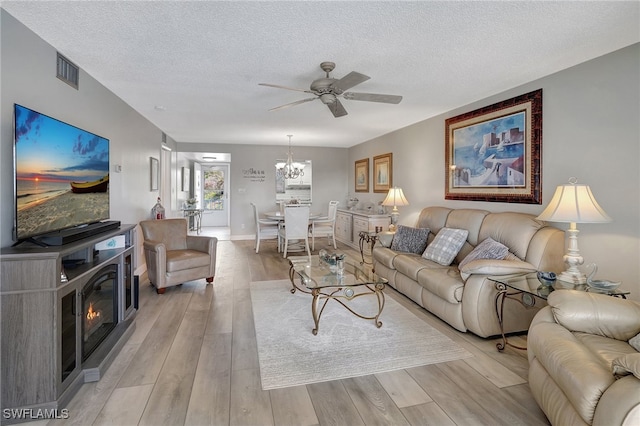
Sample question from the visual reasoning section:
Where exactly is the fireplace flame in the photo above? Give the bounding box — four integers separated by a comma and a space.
87, 302, 101, 321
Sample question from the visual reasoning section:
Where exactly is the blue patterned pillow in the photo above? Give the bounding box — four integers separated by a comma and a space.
458, 237, 509, 270
422, 227, 469, 266
390, 225, 430, 254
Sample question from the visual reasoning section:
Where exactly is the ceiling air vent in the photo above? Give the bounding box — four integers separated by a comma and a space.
56, 53, 79, 89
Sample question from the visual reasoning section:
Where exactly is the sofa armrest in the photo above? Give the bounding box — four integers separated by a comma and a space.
186, 235, 218, 254
529, 321, 616, 424
548, 290, 640, 341
372, 246, 399, 270
143, 239, 165, 253
459, 258, 537, 280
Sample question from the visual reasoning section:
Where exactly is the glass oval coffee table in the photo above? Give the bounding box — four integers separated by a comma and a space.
288, 255, 388, 335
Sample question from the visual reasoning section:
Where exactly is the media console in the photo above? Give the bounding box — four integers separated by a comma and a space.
0, 224, 137, 423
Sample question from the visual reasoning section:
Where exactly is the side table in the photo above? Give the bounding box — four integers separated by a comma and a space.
358, 231, 378, 265
181, 208, 203, 233
489, 273, 630, 352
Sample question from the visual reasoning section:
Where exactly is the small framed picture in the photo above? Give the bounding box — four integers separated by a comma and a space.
150, 157, 159, 191
373, 153, 392, 193
354, 158, 369, 192
182, 166, 190, 192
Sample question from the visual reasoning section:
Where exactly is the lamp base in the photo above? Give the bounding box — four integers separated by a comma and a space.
389, 209, 399, 232
556, 270, 587, 285
557, 224, 586, 284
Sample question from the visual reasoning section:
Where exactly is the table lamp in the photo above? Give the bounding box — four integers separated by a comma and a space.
536, 177, 611, 284
382, 187, 409, 231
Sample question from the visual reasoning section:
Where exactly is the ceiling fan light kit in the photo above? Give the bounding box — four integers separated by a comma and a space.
259, 61, 403, 118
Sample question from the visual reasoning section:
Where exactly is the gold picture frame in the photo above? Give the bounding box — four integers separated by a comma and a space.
373, 153, 393, 193
354, 158, 369, 192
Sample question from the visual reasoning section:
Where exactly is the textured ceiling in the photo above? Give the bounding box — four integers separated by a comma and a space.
3, 1, 639, 148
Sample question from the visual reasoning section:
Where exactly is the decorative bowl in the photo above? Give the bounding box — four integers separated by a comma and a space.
587, 279, 621, 292
537, 271, 557, 287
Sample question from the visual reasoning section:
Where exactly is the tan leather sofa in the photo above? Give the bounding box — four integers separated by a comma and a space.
372, 207, 564, 337
528, 291, 640, 426
140, 218, 217, 294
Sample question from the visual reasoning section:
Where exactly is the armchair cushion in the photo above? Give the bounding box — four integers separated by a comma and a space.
549, 290, 640, 341
166, 250, 212, 272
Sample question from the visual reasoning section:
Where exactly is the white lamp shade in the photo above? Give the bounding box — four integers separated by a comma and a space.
536, 182, 611, 223
382, 187, 409, 207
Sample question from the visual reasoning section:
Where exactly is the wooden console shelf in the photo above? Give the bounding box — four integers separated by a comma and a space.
0, 224, 137, 421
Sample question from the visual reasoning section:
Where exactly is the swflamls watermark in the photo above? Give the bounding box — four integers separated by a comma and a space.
2, 408, 69, 420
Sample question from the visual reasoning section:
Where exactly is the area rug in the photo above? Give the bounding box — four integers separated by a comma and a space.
250, 279, 473, 390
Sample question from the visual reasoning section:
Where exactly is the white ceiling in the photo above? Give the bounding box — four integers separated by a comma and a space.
3, 1, 638, 148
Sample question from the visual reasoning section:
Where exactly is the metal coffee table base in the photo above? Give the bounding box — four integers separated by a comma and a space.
309, 283, 385, 335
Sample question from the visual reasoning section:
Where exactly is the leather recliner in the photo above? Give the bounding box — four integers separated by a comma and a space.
139, 218, 217, 294
528, 290, 640, 425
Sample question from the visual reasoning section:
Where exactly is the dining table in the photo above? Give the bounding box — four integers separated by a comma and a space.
264, 210, 323, 253
264, 211, 323, 222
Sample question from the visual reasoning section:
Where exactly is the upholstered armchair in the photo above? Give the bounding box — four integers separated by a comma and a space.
139, 218, 217, 294
528, 290, 640, 426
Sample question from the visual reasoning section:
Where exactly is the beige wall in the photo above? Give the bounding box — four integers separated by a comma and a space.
349, 43, 640, 300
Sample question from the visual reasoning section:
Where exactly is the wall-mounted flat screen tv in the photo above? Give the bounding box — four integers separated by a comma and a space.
13, 104, 110, 242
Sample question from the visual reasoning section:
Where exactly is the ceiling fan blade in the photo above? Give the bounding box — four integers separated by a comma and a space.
259, 83, 312, 94
327, 98, 348, 118
269, 97, 317, 111
330, 71, 370, 93
343, 92, 403, 104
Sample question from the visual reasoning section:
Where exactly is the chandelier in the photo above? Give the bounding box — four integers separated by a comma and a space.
277, 135, 305, 180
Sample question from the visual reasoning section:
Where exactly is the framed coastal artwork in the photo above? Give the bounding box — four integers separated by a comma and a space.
445, 89, 542, 204
373, 153, 392, 193
354, 158, 369, 192
150, 157, 159, 191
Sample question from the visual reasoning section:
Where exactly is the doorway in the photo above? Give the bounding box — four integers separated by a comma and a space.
201, 163, 229, 227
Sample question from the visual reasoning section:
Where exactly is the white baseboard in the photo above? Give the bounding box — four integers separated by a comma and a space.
231, 234, 254, 241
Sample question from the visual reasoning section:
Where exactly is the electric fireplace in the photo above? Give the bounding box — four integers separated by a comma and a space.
81, 264, 118, 361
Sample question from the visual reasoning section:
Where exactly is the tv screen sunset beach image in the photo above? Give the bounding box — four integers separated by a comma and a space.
14, 104, 109, 240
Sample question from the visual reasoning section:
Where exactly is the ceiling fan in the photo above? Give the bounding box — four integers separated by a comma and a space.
259, 61, 402, 118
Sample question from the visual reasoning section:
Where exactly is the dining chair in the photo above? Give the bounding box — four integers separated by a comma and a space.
278, 205, 311, 258
309, 200, 339, 250
251, 202, 280, 253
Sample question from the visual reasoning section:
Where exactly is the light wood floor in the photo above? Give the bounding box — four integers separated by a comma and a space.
36, 238, 550, 426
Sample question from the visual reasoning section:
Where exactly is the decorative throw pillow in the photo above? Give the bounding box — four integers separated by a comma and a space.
458, 237, 509, 270
612, 353, 640, 379
422, 227, 469, 266
629, 332, 640, 352
389, 225, 430, 254
377, 231, 395, 248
